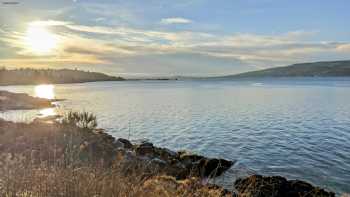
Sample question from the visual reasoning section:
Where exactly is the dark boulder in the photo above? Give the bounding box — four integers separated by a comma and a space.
177, 152, 234, 178
234, 175, 335, 197
115, 138, 133, 149
179, 153, 205, 167
139, 141, 154, 147
100, 133, 115, 143
199, 158, 235, 177
112, 140, 234, 180
155, 147, 177, 161
135, 142, 155, 157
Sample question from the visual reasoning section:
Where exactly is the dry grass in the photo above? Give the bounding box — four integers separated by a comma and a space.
0, 114, 231, 197
0, 154, 145, 197
0, 156, 231, 197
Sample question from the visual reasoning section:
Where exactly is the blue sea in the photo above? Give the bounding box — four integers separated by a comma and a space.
1, 78, 350, 194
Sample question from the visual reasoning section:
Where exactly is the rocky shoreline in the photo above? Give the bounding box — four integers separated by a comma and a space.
0, 108, 337, 196
99, 136, 336, 196
0, 119, 335, 196
110, 137, 234, 180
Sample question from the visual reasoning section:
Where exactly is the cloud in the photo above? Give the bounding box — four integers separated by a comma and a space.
1, 19, 350, 75
29, 20, 71, 27
95, 17, 106, 22
63, 22, 215, 46
161, 17, 192, 24
336, 43, 350, 52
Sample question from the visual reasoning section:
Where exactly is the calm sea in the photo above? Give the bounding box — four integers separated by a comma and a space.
1, 78, 350, 194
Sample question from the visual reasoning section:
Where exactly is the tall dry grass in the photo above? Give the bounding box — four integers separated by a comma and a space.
0, 112, 231, 197
0, 153, 145, 197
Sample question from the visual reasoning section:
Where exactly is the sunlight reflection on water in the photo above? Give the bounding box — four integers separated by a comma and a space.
35, 84, 55, 99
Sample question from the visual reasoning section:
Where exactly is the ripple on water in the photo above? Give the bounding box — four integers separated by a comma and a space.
1, 79, 350, 194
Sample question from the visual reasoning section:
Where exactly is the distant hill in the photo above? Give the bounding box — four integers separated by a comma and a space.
0, 68, 124, 85
217, 60, 350, 79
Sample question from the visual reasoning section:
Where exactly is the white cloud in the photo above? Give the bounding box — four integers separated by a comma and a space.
160, 17, 192, 24
63, 22, 212, 46
29, 20, 72, 27
1, 20, 350, 75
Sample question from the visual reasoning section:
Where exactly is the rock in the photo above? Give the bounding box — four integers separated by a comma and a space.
179, 152, 204, 161
118, 149, 135, 162
160, 160, 188, 179
155, 147, 177, 161
150, 158, 167, 168
139, 141, 154, 147
115, 149, 143, 175
179, 153, 205, 167
115, 138, 133, 149
110, 138, 233, 180
199, 158, 235, 177
135, 145, 155, 157
234, 175, 335, 197
135, 142, 155, 157
103, 134, 115, 142
178, 153, 234, 178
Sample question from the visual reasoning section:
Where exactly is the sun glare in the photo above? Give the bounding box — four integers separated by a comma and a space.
35, 85, 55, 99
24, 23, 59, 54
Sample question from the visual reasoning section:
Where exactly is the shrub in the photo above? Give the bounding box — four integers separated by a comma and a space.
62, 111, 98, 130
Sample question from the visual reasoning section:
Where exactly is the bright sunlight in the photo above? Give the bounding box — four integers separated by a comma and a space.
24, 23, 59, 54
35, 84, 55, 99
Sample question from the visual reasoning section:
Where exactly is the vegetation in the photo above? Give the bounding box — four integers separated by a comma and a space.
0, 68, 124, 85
218, 60, 350, 78
0, 113, 232, 197
62, 111, 98, 130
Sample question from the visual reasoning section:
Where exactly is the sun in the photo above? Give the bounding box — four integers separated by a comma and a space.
24, 23, 59, 54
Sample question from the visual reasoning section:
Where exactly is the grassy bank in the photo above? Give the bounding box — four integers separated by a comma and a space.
0, 112, 233, 197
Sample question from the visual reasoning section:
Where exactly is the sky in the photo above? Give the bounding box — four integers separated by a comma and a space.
0, 0, 349, 77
